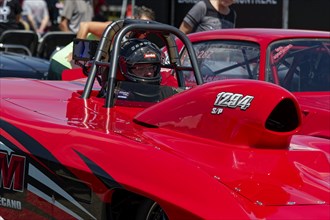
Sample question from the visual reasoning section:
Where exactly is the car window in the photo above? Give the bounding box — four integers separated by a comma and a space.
180, 41, 260, 86
266, 39, 330, 92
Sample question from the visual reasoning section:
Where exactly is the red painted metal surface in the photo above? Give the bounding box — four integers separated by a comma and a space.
0, 27, 329, 219
176, 28, 330, 139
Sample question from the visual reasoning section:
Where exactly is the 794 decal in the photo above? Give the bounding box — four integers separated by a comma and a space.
211, 92, 254, 115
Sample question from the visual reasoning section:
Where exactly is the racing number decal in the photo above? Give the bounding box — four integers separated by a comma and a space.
212, 92, 254, 114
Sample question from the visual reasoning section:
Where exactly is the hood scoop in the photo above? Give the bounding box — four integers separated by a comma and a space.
135, 80, 302, 149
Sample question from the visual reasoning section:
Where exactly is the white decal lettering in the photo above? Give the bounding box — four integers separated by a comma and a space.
177, 0, 199, 4
213, 92, 254, 112
0, 196, 22, 210
235, 0, 277, 4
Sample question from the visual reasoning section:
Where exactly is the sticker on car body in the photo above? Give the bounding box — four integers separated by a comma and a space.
211, 92, 254, 114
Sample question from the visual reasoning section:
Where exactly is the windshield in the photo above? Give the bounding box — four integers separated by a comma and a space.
180, 41, 260, 86
266, 39, 330, 92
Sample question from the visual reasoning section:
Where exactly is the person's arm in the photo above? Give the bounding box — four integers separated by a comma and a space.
76, 21, 112, 39
59, 0, 74, 32
38, 14, 49, 34
38, 6, 50, 34
179, 21, 193, 34
179, 1, 206, 34
26, 14, 37, 31
59, 17, 70, 32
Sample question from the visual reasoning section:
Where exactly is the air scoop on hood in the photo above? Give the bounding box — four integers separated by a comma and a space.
135, 80, 302, 149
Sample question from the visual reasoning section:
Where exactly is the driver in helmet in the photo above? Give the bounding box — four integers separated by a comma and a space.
119, 38, 162, 85
115, 38, 178, 101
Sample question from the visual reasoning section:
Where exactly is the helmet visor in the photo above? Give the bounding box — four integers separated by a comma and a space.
129, 63, 159, 77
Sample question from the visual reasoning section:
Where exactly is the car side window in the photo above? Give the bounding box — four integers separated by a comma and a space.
267, 39, 330, 92
180, 40, 260, 86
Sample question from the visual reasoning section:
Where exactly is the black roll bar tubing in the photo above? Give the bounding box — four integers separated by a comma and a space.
81, 20, 203, 108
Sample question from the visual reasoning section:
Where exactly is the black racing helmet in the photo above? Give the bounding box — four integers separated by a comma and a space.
119, 38, 162, 84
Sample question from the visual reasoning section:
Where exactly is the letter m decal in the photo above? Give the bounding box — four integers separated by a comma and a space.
0, 152, 26, 192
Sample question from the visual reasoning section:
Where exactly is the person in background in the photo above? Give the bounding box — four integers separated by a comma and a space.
92, 0, 107, 22
45, 0, 60, 31
47, 5, 155, 80
76, 5, 155, 39
22, 0, 49, 36
59, 0, 93, 33
0, 0, 23, 35
179, 0, 236, 34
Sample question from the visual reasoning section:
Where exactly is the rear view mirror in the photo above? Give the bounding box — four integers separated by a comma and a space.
72, 38, 99, 61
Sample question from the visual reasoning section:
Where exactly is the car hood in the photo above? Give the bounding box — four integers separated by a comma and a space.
135, 80, 330, 207
1, 79, 329, 208
293, 93, 330, 138
138, 128, 330, 207
1, 77, 78, 95
294, 93, 330, 110
0, 78, 139, 127
0, 52, 50, 78
0, 78, 90, 119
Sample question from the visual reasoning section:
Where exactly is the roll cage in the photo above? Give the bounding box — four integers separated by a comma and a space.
267, 39, 330, 91
80, 19, 203, 107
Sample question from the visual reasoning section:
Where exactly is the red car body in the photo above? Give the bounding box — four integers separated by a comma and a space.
176, 28, 330, 139
1, 21, 329, 219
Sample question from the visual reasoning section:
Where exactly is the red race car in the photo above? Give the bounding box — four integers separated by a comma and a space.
1, 20, 329, 220
175, 28, 330, 139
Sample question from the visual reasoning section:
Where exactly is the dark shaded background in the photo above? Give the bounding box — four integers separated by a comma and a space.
107, 0, 330, 31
